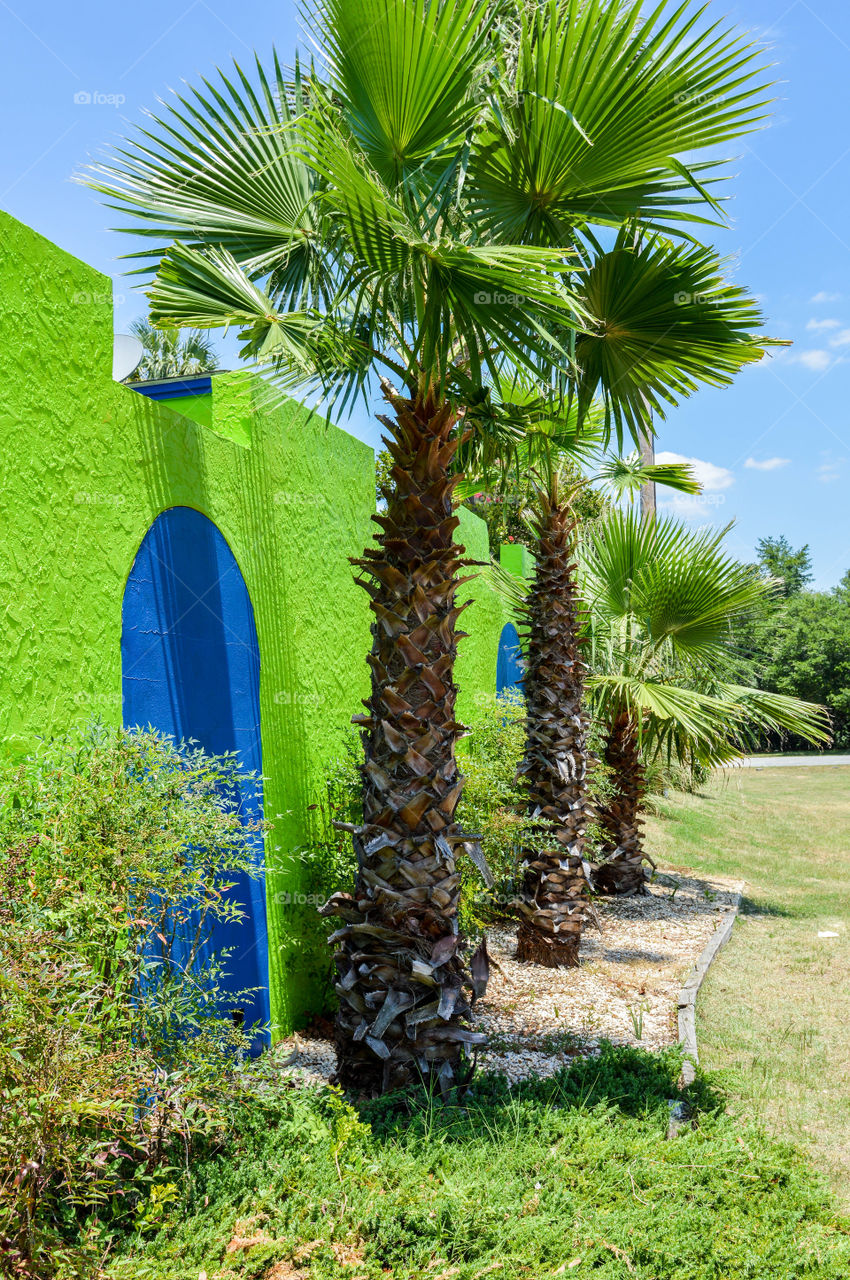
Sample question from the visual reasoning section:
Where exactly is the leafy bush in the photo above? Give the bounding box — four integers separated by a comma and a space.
0, 726, 268, 1276
287, 732, 363, 1012
456, 692, 550, 931
457, 693, 618, 926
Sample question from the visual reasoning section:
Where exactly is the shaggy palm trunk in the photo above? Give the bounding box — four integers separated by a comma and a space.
320, 384, 487, 1095
515, 491, 593, 966
594, 712, 648, 895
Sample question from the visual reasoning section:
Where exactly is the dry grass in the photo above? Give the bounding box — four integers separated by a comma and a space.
644, 766, 850, 1207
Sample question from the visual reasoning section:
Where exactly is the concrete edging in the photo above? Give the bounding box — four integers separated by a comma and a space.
677, 881, 746, 1086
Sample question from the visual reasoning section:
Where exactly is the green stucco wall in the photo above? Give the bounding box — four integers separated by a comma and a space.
0, 209, 517, 1033
157, 391, 213, 429
455, 506, 518, 728
499, 540, 535, 581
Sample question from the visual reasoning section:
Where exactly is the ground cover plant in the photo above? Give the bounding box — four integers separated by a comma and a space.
104, 1047, 850, 1279
645, 765, 850, 1209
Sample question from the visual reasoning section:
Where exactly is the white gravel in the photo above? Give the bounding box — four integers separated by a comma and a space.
268, 871, 740, 1089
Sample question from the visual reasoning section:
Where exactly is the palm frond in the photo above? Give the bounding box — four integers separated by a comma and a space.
305, 0, 496, 196
715, 683, 832, 748
83, 53, 326, 307
467, 0, 773, 242
574, 229, 780, 443
597, 455, 700, 499
583, 507, 768, 663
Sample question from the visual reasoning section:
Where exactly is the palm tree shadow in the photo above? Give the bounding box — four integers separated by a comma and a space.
358, 1043, 723, 1143
740, 895, 796, 918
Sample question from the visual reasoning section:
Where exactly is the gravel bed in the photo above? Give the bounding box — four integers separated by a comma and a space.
268, 871, 740, 1089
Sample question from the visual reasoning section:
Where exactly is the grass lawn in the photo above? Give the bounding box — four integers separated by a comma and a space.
645, 767, 850, 1208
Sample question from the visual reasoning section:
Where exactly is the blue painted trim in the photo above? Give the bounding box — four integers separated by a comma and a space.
496, 621, 524, 698
121, 506, 270, 1050
128, 376, 213, 401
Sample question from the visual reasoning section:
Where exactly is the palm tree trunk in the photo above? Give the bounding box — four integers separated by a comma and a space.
593, 712, 648, 895
320, 383, 486, 1095
514, 490, 593, 966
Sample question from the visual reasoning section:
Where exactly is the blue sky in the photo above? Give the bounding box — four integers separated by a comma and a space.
1, 0, 848, 587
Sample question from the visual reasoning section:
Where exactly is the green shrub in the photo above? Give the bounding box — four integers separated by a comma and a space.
457, 693, 618, 927
456, 691, 550, 931
0, 726, 268, 1276
285, 732, 363, 1014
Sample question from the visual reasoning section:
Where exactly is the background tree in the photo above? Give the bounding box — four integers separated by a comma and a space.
755, 535, 814, 597
758, 591, 850, 748
733, 536, 849, 749
127, 318, 220, 381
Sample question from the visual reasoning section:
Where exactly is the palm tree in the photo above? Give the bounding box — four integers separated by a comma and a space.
458, 402, 699, 963
127, 318, 220, 381
583, 511, 831, 894
85, 3, 597, 1094
447, 0, 777, 964
457, 228, 780, 965
83, 0, 776, 1081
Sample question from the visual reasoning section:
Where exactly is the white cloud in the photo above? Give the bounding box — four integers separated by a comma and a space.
811, 291, 841, 303
744, 456, 790, 471
830, 329, 850, 347
655, 450, 734, 491
806, 317, 841, 331
657, 493, 727, 522
791, 349, 833, 371
818, 459, 843, 484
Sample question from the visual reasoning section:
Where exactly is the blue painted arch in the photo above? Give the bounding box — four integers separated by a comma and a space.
121, 506, 269, 1042
496, 622, 524, 698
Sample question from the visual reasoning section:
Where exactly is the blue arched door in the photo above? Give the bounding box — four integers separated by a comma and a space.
121, 506, 269, 1042
496, 622, 524, 698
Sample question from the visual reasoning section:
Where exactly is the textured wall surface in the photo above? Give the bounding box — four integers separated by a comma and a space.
0, 209, 518, 1033
454, 505, 518, 728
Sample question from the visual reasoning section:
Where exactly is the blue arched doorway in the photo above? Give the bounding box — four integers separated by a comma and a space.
121, 506, 269, 1042
496, 622, 524, 698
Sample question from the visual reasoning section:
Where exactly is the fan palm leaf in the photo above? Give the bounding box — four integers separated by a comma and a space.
467, 0, 772, 243
583, 511, 830, 892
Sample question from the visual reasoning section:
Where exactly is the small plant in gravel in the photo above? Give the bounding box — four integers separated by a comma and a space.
627, 999, 652, 1040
